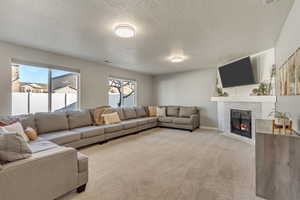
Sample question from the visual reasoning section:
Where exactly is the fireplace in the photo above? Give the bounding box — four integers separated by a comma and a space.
230, 109, 252, 138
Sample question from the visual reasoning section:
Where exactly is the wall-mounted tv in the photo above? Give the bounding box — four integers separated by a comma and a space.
218, 57, 255, 88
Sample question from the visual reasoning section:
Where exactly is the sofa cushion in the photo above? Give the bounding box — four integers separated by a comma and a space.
158, 117, 176, 123
77, 152, 88, 173
38, 130, 81, 145
114, 108, 125, 120
135, 118, 149, 126
0, 132, 32, 164
167, 106, 179, 117
19, 114, 36, 130
173, 117, 193, 125
121, 120, 138, 130
73, 126, 104, 139
102, 124, 123, 133
28, 139, 59, 153
146, 117, 158, 123
135, 106, 147, 118
123, 108, 137, 119
67, 110, 92, 129
35, 112, 69, 134
179, 107, 198, 118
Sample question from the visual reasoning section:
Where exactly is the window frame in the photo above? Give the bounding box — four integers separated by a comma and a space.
108, 76, 137, 108
11, 59, 80, 114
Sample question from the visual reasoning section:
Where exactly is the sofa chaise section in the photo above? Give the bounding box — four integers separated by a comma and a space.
0, 146, 88, 200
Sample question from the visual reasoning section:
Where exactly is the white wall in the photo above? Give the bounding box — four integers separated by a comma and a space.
275, 0, 300, 132
153, 68, 218, 128
0, 41, 154, 115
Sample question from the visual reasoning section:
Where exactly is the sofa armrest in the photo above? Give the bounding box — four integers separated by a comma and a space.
0, 147, 78, 200
190, 114, 200, 129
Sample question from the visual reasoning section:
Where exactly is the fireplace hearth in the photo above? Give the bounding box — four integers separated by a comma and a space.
230, 109, 252, 139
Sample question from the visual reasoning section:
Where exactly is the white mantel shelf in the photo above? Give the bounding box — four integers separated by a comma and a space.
211, 96, 277, 103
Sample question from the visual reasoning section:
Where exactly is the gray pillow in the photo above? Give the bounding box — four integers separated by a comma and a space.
167, 106, 179, 117
135, 106, 147, 118
35, 112, 69, 134
0, 132, 32, 164
123, 108, 137, 119
67, 110, 92, 129
179, 107, 198, 118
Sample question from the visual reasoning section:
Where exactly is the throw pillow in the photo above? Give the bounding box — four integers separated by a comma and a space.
102, 112, 121, 125
156, 107, 166, 117
24, 127, 38, 141
2, 122, 29, 142
93, 106, 111, 126
148, 106, 157, 117
0, 132, 32, 164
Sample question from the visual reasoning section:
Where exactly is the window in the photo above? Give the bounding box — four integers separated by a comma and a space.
11, 63, 79, 115
108, 77, 136, 107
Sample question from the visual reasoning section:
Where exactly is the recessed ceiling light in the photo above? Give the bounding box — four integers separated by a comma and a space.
169, 56, 185, 63
114, 24, 135, 38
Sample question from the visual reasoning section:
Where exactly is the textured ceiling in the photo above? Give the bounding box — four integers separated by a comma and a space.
0, 0, 294, 74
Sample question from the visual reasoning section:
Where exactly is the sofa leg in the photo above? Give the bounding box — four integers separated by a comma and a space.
77, 184, 86, 193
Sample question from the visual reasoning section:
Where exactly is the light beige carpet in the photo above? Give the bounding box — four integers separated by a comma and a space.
59, 128, 264, 200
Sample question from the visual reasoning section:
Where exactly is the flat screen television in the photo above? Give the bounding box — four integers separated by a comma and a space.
218, 57, 255, 88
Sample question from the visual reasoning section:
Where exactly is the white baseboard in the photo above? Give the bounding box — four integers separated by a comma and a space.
199, 126, 219, 131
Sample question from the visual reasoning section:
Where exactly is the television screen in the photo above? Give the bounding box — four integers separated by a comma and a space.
218, 57, 255, 88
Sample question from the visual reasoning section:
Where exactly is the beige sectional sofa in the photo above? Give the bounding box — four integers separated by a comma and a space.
0, 105, 199, 200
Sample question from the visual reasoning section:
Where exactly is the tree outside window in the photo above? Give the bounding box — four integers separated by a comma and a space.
108, 78, 136, 107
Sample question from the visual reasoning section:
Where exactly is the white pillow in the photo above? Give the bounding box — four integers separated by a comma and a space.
102, 112, 121, 125
1, 122, 29, 142
156, 107, 166, 117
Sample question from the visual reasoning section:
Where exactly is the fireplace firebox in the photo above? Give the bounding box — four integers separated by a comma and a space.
230, 109, 252, 139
